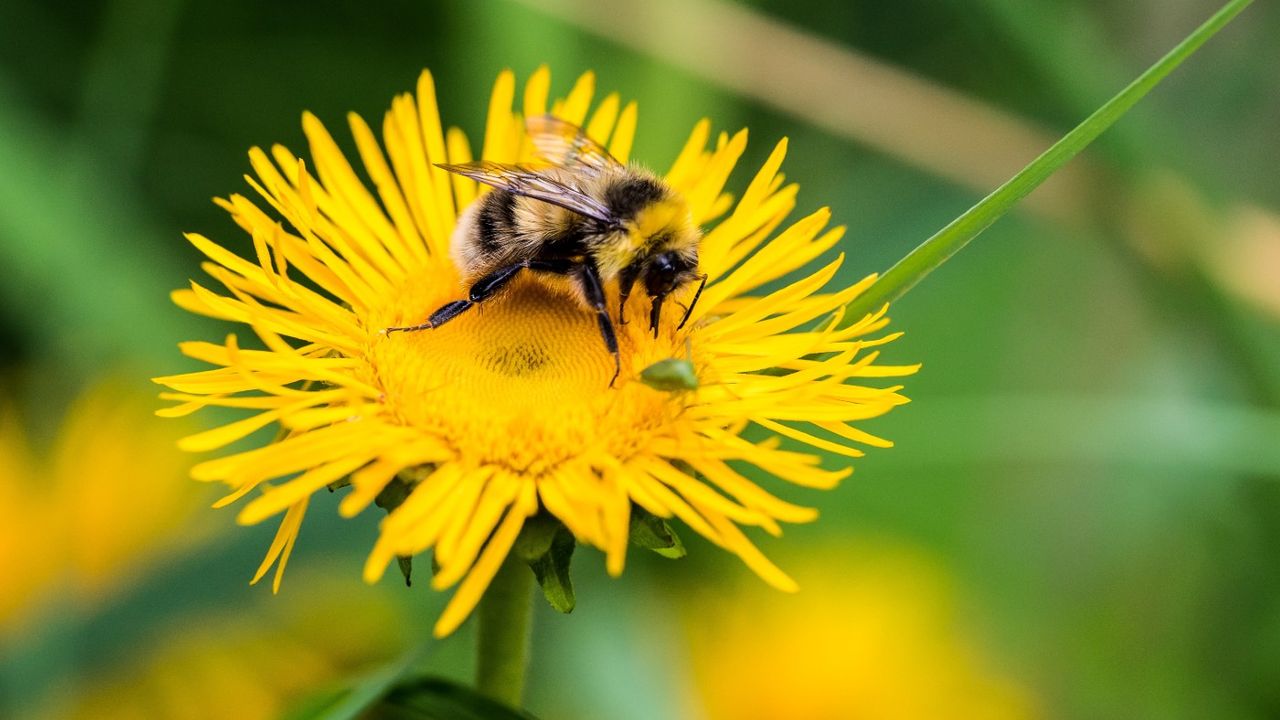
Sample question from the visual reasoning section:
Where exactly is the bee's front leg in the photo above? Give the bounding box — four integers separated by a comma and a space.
575, 262, 621, 387
616, 263, 642, 326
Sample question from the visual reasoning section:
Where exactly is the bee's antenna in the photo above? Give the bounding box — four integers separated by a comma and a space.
677, 274, 709, 330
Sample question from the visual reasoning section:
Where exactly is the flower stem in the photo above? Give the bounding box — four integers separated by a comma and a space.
475, 551, 534, 708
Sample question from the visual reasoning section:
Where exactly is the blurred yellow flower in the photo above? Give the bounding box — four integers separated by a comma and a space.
27, 575, 405, 720
156, 66, 917, 637
685, 542, 1039, 720
0, 383, 200, 633
0, 403, 54, 629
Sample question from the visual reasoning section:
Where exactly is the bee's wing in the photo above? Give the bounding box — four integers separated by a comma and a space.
437, 161, 618, 226
525, 115, 624, 175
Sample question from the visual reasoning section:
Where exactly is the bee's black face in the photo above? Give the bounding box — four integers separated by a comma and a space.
640, 251, 700, 336
643, 252, 690, 298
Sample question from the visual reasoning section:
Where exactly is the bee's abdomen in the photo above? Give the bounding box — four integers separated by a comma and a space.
603, 176, 666, 221
475, 189, 519, 255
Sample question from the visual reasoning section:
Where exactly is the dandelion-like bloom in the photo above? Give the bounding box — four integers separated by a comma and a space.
34, 575, 404, 720
1, 384, 199, 633
156, 67, 918, 636
685, 543, 1039, 720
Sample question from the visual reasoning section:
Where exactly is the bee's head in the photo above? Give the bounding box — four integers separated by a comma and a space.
642, 250, 698, 298
617, 247, 704, 338
614, 190, 705, 336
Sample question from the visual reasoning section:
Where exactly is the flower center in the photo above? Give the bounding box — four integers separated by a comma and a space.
368, 266, 688, 473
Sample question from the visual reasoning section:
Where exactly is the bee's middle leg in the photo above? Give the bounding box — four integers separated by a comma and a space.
383, 259, 575, 334
575, 262, 621, 387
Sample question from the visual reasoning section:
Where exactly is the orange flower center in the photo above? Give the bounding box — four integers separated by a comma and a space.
368, 264, 692, 473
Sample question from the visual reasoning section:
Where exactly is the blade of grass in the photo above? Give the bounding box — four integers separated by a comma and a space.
0, 73, 192, 373
841, 0, 1253, 322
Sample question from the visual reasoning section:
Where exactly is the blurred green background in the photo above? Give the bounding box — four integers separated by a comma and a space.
1, 0, 1278, 718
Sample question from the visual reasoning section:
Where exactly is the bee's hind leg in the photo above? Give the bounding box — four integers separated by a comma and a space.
575, 262, 621, 387
383, 259, 575, 335
382, 300, 472, 334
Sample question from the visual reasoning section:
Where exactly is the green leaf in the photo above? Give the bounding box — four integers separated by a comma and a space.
365, 676, 540, 720
283, 641, 432, 720
841, 0, 1253, 322
629, 508, 687, 559
527, 525, 577, 613
279, 685, 352, 720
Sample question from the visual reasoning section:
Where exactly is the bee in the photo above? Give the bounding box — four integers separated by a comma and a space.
383, 116, 707, 386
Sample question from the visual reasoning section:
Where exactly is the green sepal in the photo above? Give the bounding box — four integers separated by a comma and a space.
396, 555, 413, 587
528, 527, 576, 613
374, 476, 412, 514
514, 514, 576, 614
513, 512, 560, 562
374, 469, 432, 588
629, 507, 686, 559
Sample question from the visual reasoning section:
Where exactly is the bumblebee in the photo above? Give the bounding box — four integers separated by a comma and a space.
384, 116, 707, 386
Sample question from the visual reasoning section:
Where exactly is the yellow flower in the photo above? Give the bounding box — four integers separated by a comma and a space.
684, 542, 1040, 720
0, 384, 200, 633
0, 402, 53, 630
155, 66, 918, 637
28, 574, 404, 720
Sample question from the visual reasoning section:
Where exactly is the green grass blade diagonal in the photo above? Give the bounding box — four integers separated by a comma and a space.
842, 0, 1254, 322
